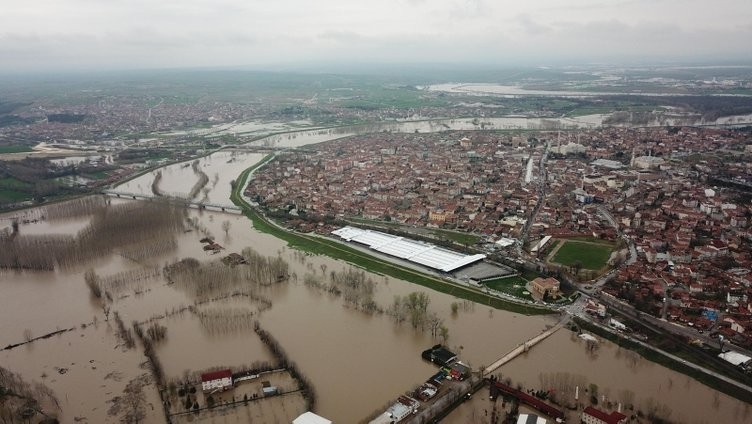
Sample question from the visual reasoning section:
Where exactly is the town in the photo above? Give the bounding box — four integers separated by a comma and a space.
246, 126, 752, 356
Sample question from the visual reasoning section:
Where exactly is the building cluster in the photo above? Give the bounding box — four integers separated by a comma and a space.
546, 128, 752, 348
0, 97, 255, 145
247, 131, 541, 238
249, 126, 752, 348
369, 345, 468, 424
540, 127, 752, 348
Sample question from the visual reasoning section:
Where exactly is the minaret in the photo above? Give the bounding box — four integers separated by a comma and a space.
630, 147, 636, 167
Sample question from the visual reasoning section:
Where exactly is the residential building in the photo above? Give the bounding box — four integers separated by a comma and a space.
200, 369, 233, 393
531, 277, 560, 298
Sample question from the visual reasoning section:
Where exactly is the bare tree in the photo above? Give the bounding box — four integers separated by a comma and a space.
85, 269, 102, 298
427, 312, 443, 338
439, 325, 450, 344
121, 379, 146, 424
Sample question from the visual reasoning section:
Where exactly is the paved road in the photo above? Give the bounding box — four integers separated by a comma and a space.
519, 140, 550, 254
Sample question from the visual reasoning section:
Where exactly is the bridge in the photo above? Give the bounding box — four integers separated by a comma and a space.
102, 190, 243, 214
484, 315, 569, 376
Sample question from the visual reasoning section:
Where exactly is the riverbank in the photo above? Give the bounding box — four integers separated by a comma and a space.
230, 159, 554, 316
573, 316, 752, 405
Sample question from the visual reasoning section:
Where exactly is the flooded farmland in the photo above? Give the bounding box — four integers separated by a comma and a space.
1, 146, 750, 423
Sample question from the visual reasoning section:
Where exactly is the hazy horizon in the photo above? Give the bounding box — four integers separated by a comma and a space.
2, 0, 751, 72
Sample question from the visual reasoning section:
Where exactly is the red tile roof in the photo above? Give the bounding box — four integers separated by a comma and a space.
201, 369, 232, 382
583, 406, 626, 424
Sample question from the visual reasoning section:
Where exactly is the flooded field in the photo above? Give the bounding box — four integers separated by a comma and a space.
2, 134, 750, 423
0, 322, 163, 424
0, 191, 554, 423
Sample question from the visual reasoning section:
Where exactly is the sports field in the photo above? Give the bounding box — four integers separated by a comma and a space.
551, 239, 614, 270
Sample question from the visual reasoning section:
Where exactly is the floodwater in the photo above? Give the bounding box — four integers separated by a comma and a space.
0, 197, 554, 423
426, 82, 752, 98
117, 150, 263, 204
3, 216, 92, 236
494, 330, 750, 424
163, 119, 316, 138
0, 320, 164, 424
245, 117, 606, 149
1, 132, 750, 423
242, 111, 752, 150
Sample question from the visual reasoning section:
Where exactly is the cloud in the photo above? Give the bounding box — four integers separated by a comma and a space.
516, 14, 553, 35
0, 0, 750, 70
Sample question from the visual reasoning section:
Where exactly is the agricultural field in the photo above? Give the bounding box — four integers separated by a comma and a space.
550, 239, 616, 270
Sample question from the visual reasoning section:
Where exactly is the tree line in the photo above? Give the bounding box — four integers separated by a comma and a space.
253, 321, 316, 412
0, 200, 185, 270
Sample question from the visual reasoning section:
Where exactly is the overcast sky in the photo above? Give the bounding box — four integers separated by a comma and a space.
1, 0, 751, 71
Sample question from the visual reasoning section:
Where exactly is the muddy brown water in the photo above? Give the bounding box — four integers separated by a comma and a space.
1, 151, 749, 423
446, 330, 751, 424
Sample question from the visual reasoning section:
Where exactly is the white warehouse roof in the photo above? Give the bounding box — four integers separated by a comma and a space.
332, 226, 485, 272
293, 412, 332, 424
718, 351, 752, 366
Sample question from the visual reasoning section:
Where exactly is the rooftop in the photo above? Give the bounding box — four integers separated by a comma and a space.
293, 412, 333, 424
332, 226, 485, 272
200, 369, 232, 382
517, 414, 547, 424
583, 406, 627, 424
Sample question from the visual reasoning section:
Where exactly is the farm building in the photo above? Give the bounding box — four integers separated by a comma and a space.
200, 369, 233, 393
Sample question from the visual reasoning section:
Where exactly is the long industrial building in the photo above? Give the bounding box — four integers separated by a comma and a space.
331, 226, 486, 273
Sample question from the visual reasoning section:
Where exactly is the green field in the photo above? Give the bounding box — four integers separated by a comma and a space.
0, 177, 33, 204
552, 240, 614, 270
0, 189, 32, 203
482, 276, 533, 301
0, 145, 33, 154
